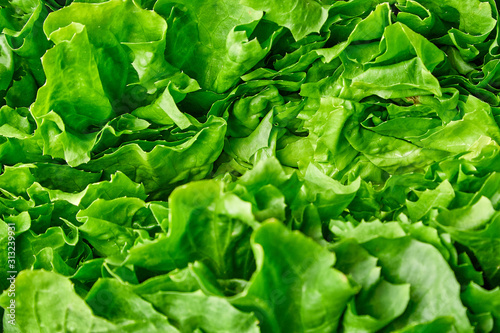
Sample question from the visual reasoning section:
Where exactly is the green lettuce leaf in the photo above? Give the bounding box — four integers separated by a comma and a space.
232, 221, 357, 333
0, 270, 117, 332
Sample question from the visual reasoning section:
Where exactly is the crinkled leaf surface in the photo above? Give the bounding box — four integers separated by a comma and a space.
1, 0, 500, 332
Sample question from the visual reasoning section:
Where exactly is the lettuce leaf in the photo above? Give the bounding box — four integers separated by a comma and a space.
2, 0, 500, 332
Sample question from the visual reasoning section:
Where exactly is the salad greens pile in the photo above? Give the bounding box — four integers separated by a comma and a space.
1, 0, 500, 331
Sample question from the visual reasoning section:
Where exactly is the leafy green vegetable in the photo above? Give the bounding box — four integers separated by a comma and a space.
1, 0, 500, 332
0, 270, 117, 332
232, 221, 357, 332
